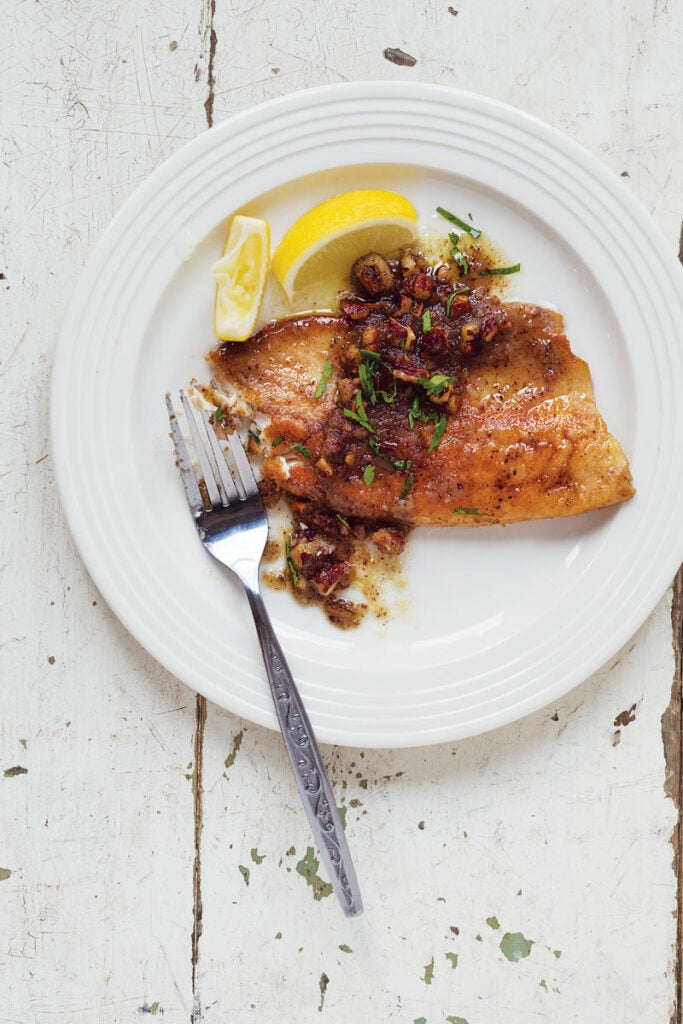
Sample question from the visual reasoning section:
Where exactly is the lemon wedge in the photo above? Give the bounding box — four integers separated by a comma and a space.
271, 189, 418, 305
211, 215, 270, 341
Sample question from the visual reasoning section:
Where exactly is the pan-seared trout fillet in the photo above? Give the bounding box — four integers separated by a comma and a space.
208, 296, 634, 527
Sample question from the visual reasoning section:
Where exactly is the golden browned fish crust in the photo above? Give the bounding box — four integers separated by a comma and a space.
209, 303, 634, 527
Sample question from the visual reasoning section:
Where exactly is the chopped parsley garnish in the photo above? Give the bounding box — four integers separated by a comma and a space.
213, 405, 224, 422
408, 394, 430, 430
452, 506, 489, 516
285, 537, 299, 585
362, 464, 376, 485
480, 263, 521, 276
377, 376, 397, 404
437, 205, 482, 239
314, 359, 332, 398
399, 473, 415, 501
368, 437, 411, 472
418, 373, 455, 397
271, 435, 284, 448
336, 514, 350, 529
358, 361, 377, 405
449, 232, 470, 275
289, 442, 310, 458
445, 287, 471, 315
428, 413, 448, 453
343, 393, 376, 433
422, 309, 432, 332
247, 428, 261, 445
359, 348, 381, 363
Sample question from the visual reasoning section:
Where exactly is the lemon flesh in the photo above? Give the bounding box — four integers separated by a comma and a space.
212, 215, 270, 341
272, 190, 418, 306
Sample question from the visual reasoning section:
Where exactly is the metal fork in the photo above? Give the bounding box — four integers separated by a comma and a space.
165, 390, 363, 917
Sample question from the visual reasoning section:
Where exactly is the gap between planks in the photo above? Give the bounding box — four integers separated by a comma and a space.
191, 6, 215, 1019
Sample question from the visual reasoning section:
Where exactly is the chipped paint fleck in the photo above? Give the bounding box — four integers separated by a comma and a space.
224, 729, 244, 771
295, 847, 332, 901
238, 865, 250, 886
4, 765, 28, 778
614, 703, 638, 728
383, 46, 417, 66
445, 952, 458, 969
422, 956, 434, 984
250, 847, 265, 865
318, 972, 329, 1012
486, 915, 500, 930
500, 931, 534, 961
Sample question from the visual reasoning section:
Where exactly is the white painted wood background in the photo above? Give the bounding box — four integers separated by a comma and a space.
2, 1, 682, 1021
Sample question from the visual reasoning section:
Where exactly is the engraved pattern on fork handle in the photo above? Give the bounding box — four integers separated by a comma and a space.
245, 587, 363, 917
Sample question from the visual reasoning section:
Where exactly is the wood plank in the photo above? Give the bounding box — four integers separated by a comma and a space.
0, 1, 209, 1018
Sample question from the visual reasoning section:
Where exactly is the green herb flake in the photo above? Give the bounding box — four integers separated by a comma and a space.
238, 865, 250, 886
408, 394, 429, 430
359, 361, 377, 405
422, 309, 432, 332
359, 348, 381, 362
336, 514, 350, 529
486, 915, 500, 930
314, 359, 333, 398
418, 373, 455, 397
289, 442, 310, 458
481, 263, 521, 276
445, 952, 459, 969
338, 943, 353, 954
422, 957, 435, 985
363, 465, 376, 486
213, 405, 224, 422
285, 537, 299, 586
247, 428, 261, 445
452, 506, 490, 517
413, 1019, 428, 1024
399, 474, 415, 502
428, 413, 448, 453
271, 435, 285, 448
437, 205, 482, 239
343, 393, 376, 433
446, 1017, 470, 1024
250, 847, 266, 865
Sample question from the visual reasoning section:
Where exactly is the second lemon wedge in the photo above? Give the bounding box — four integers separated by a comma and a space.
272, 189, 418, 304
211, 215, 270, 341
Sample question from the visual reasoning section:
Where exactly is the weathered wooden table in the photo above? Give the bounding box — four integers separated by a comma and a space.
2, 2, 682, 1021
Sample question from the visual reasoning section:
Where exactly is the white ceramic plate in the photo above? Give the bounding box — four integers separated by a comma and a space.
51, 83, 683, 748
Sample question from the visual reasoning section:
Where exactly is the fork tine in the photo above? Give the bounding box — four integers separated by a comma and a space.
180, 389, 221, 507
165, 393, 204, 514
226, 432, 261, 499
200, 409, 240, 505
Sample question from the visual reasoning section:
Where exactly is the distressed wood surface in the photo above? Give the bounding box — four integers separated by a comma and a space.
1, 1, 682, 1021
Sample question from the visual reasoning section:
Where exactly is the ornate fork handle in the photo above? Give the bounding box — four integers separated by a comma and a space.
245, 586, 363, 917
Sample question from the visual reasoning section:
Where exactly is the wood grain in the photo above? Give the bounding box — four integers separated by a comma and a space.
1, 0, 682, 1020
